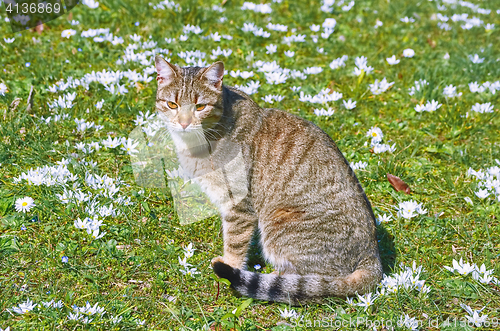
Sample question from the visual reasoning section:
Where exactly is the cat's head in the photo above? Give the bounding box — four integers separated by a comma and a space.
155, 55, 225, 133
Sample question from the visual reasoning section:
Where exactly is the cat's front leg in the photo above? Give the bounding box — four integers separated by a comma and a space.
212, 201, 257, 269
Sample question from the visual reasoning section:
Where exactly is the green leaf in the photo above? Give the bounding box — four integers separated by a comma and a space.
221, 312, 236, 321
234, 298, 253, 317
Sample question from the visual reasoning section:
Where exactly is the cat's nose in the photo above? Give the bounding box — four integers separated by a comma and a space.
180, 122, 190, 129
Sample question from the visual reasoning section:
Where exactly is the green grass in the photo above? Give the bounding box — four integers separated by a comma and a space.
1, 0, 500, 329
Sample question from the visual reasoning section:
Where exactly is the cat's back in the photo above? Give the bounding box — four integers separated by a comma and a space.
251, 107, 352, 177
249, 107, 375, 227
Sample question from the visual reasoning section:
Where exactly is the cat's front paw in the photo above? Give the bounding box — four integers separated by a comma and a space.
211, 255, 243, 269
211, 256, 225, 267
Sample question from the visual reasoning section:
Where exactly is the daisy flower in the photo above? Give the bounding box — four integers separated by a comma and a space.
366, 127, 383, 144
403, 48, 415, 58
61, 29, 77, 38
15, 197, 36, 213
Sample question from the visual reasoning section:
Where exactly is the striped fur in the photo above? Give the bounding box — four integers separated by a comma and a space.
213, 262, 379, 304
155, 57, 383, 305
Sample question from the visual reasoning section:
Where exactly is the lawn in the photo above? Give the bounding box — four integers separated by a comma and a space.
0, 0, 500, 329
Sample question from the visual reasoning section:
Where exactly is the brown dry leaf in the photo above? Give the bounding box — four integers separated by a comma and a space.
387, 173, 411, 194
68, 12, 73, 21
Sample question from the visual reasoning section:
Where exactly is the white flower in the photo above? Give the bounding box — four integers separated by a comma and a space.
366, 127, 383, 144
0, 83, 7, 96
386, 55, 400, 65
278, 307, 299, 319
397, 200, 426, 219
471, 102, 494, 113
180, 267, 200, 277
61, 29, 77, 38
12, 299, 37, 314
468, 54, 484, 64
400, 16, 415, 23
183, 243, 195, 258
475, 189, 489, 199
322, 18, 337, 29
351, 161, 368, 171
15, 197, 36, 213
373, 143, 396, 154
284, 50, 295, 57
314, 108, 335, 116
95, 99, 105, 109
353, 56, 373, 75
425, 100, 442, 112
90, 228, 106, 240
74, 217, 87, 229
266, 44, 277, 54
82, 0, 99, 8
310, 24, 320, 32
330, 55, 348, 69
443, 84, 462, 98
356, 292, 377, 311
403, 48, 415, 57
262, 94, 285, 104
111, 315, 123, 324
369, 78, 394, 95
460, 303, 488, 327
343, 99, 356, 109
178, 256, 192, 269
121, 138, 139, 154
68, 312, 81, 320
414, 100, 442, 112
472, 264, 495, 284
4, 37, 15, 43
377, 214, 392, 225
443, 258, 475, 276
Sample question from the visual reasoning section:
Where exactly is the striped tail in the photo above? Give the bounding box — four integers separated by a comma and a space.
213, 262, 380, 304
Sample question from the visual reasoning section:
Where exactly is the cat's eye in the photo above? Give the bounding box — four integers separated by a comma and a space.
196, 104, 206, 111
167, 101, 178, 109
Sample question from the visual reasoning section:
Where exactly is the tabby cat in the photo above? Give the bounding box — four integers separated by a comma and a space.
155, 55, 383, 304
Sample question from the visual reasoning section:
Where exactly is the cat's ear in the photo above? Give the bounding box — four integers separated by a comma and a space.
201, 61, 224, 88
155, 55, 177, 85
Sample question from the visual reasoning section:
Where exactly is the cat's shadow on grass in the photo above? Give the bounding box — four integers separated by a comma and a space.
246, 225, 397, 275
376, 224, 397, 274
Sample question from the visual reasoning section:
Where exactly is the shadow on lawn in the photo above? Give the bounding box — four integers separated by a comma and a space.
377, 224, 397, 274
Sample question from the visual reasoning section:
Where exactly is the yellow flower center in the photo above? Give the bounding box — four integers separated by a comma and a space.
22, 202, 28, 206
372, 132, 377, 137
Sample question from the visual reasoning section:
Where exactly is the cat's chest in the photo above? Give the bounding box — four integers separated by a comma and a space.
171, 132, 249, 215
